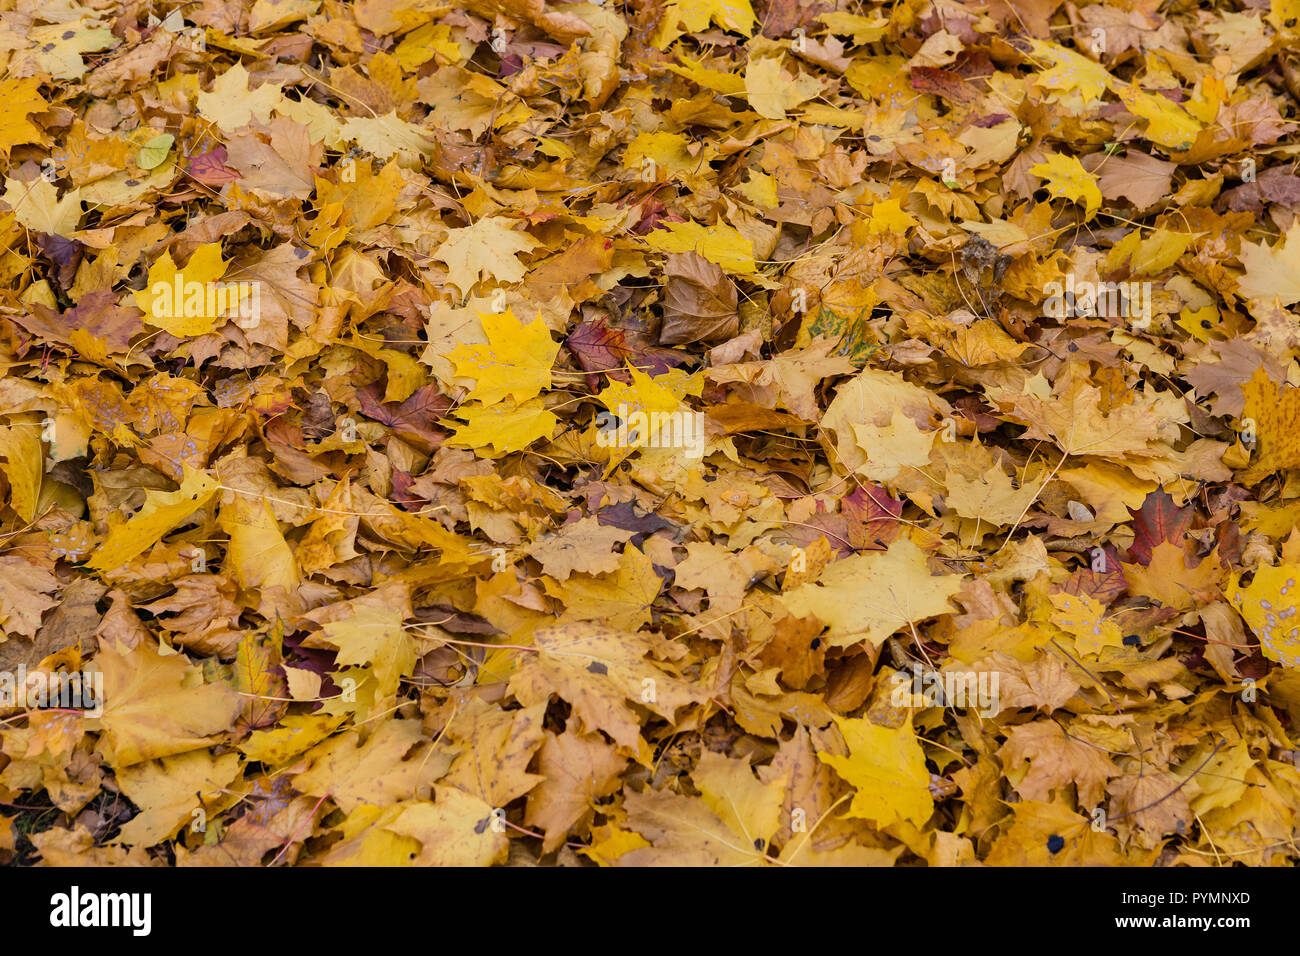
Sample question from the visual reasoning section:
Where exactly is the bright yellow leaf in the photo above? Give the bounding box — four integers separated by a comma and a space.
133, 243, 244, 337
447, 309, 559, 405
1229, 562, 1300, 669
818, 714, 934, 828
86, 467, 218, 574
1119, 86, 1203, 151
0, 77, 49, 155
448, 398, 559, 455
643, 221, 756, 273
1029, 153, 1102, 221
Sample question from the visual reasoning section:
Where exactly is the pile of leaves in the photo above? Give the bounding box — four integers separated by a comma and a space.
2, 0, 1300, 867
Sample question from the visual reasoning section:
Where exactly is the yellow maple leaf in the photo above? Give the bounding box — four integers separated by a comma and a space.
305, 804, 422, 865
944, 462, 1040, 526
386, 789, 510, 866
1, 177, 83, 236
821, 365, 950, 474
1119, 86, 1202, 151
597, 366, 697, 417
1239, 366, 1300, 483
690, 748, 787, 847
314, 159, 404, 231
447, 309, 559, 404
0, 424, 43, 522
1048, 592, 1123, 657
1228, 562, 1300, 668
249, 0, 319, 32
196, 62, 281, 134
1237, 220, 1300, 318
624, 132, 699, 178
986, 799, 1128, 865
1122, 541, 1222, 612
273, 93, 344, 147
817, 11, 889, 43
582, 823, 651, 866
94, 638, 240, 767
348, 332, 425, 403
447, 398, 559, 455
994, 363, 1181, 460
239, 714, 343, 766
394, 22, 463, 70
0, 77, 49, 155
509, 623, 701, 752
339, 112, 437, 163
23, 22, 117, 81
781, 537, 964, 648
114, 751, 242, 847
666, 55, 746, 95
85, 466, 218, 573
744, 57, 823, 120
133, 243, 244, 337
818, 714, 933, 828
618, 788, 770, 865
1268, 0, 1300, 37
295, 476, 360, 575
643, 220, 756, 273
1059, 462, 1156, 524
594, 366, 703, 473
440, 702, 546, 808
1028, 39, 1113, 105
616, 750, 789, 865
1029, 153, 1101, 221
220, 491, 300, 599
301, 585, 415, 700
543, 545, 663, 632
849, 408, 934, 482
1269, 0, 1300, 33
433, 217, 540, 296
999, 719, 1117, 807
292, 719, 450, 813
420, 66, 522, 137
1182, 737, 1257, 817
1104, 227, 1197, 277
654, 0, 756, 47
1185, 74, 1227, 125
864, 196, 918, 235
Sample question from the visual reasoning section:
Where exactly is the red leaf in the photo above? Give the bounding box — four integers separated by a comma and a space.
909, 66, 978, 104
1061, 545, 1127, 605
566, 314, 685, 390
791, 483, 903, 555
391, 470, 428, 510
357, 382, 450, 453
187, 146, 241, 185
1127, 489, 1193, 566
